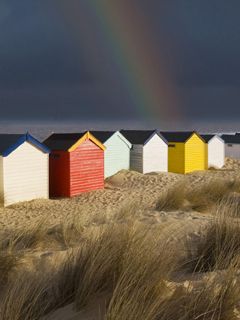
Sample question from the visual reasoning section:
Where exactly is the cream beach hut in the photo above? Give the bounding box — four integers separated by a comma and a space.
90, 131, 132, 178
0, 133, 50, 206
201, 134, 225, 168
120, 130, 168, 173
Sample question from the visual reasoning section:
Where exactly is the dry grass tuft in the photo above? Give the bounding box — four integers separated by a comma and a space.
0, 219, 51, 252
0, 270, 54, 320
186, 177, 240, 212
186, 197, 240, 272
156, 180, 186, 212
105, 223, 185, 320
154, 271, 240, 320
114, 201, 141, 222
155, 177, 240, 213
0, 252, 19, 286
1, 175, 240, 319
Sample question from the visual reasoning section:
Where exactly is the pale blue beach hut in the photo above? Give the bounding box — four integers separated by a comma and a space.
90, 131, 132, 178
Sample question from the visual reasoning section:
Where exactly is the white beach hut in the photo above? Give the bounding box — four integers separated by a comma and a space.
201, 134, 225, 168
0, 133, 50, 206
90, 131, 132, 178
120, 130, 168, 173
221, 134, 240, 159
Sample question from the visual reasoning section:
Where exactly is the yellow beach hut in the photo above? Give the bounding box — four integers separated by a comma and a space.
160, 131, 206, 174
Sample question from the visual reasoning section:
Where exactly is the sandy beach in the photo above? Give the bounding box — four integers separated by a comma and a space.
0, 157, 237, 230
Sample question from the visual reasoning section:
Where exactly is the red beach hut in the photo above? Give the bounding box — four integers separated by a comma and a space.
44, 132, 105, 197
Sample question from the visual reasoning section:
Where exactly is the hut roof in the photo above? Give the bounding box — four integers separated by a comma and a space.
221, 134, 240, 144
89, 131, 115, 143
44, 132, 105, 151
120, 130, 167, 145
90, 131, 132, 148
0, 133, 50, 157
44, 133, 86, 151
201, 134, 216, 143
160, 131, 203, 143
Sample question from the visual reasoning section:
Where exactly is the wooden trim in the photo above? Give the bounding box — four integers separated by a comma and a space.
68, 132, 106, 152
185, 131, 206, 144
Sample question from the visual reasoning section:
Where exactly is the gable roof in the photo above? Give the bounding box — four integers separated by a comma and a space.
120, 130, 167, 145
44, 131, 105, 152
90, 131, 132, 148
90, 131, 115, 143
160, 131, 204, 143
221, 134, 240, 144
201, 134, 215, 143
201, 134, 224, 143
0, 133, 50, 157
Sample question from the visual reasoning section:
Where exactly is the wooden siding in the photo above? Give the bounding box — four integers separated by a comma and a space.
0, 157, 4, 204
143, 134, 168, 173
3, 142, 49, 206
204, 144, 208, 170
129, 145, 143, 173
208, 137, 225, 168
69, 139, 104, 196
185, 134, 206, 173
49, 151, 70, 197
225, 144, 240, 159
104, 133, 131, 178
168, 143, 185, 173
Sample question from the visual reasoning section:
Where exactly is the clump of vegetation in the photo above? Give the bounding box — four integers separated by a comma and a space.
218, 192, 240, 217
156, 180, 186, 211
1, 176, 240, 319
153, 272, 240, 320
186, 178, 233, 211
186, 197, 240, 272
156, 177, 240, 213
0, 252, 19, 286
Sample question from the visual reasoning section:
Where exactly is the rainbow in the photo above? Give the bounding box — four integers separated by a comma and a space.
55, 1, 182, 123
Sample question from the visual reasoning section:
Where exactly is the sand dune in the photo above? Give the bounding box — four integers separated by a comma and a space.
0, 158, 240, 319
1, 161, 238, 230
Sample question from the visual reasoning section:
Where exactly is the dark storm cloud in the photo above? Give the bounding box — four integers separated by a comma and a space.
139, 0, 240, 87
0, 1, 92, 88
1, 0, 240, 122
0, 0, 137, 120
142, 0, 240, 120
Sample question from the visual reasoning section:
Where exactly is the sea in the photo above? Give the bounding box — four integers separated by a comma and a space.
0, 120, 237, 142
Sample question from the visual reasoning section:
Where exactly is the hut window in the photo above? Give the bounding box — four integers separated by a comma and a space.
227, 144, 233, 147
169, 144, 176, 148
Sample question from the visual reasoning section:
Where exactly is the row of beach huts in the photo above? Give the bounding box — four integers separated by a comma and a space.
0, 130, 239, 206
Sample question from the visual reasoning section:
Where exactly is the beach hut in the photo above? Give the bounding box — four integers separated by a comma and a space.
44, 132, 105, 198
120, 130, 168, 173
201, 134, 225, 168
0, 133, 50, 206
160, 131, 206, 174
221, 134, 240, 159
90, 131, 132, 178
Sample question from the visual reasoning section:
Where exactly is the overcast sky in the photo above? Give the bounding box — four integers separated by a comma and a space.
0, 0, 240, 126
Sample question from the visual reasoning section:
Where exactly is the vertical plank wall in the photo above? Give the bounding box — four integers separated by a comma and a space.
143, 135, 168, 173
129, 145, 143, 173
104, 133, 131, 178
3, 142, 49, 206
70, 139, 104, 196
49, 151, 70, 198
0, 157, 4, 204
168, 143, 185, 173
208, 137, 225, 168
225, 144, 240, 159
185, 134, 206, 173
